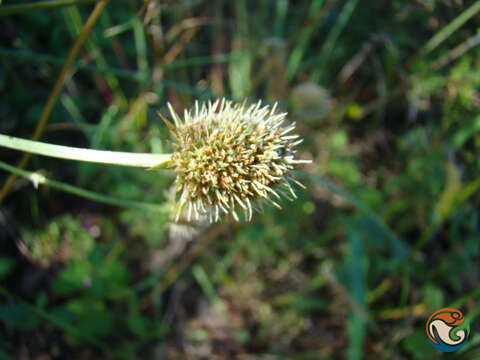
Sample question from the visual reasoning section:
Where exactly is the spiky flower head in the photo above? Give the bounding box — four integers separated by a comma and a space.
166, 98, 310, 223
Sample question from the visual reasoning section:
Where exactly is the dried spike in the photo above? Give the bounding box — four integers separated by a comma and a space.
289, 177, 307, 190
195, 100, 199, 117
269, 199, 283, 210
271, 102, 278, 114
187, 201, 193, 222
167, 102, 182, 128
215, 189, 229, 209
231, 208, 240, 222
283, 179, 298, 199
291, 139, 304, 147
281, 135, 300, 140
251, 182, 267, 198
157, 111, 178, 138
260, 183, 281, 199
233, 193, 247, 210
175, 197, 187, 222
246, 198, 253, 221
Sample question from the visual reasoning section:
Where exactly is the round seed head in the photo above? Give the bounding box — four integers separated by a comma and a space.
290, 82, 332, 125
166, 98, 310, 223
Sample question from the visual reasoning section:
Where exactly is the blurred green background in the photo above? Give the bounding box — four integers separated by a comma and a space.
1, 0, 480, 358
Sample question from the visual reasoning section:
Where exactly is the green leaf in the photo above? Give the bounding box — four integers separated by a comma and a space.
422, 284, 444, 311
0, 258, 15, 280
0, 303, 39, 331
126, 314, 153, 338
95, 259, 130, 299
53, 261, 91, 296
451, 115, 480, 149
432, 162, 462, 226
0, 350, 10, 360
65, 299, 114, 341
402, 329, 435, 359
345, 223, 367, 360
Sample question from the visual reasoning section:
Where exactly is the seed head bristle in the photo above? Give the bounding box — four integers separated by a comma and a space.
167, 98, 310, 223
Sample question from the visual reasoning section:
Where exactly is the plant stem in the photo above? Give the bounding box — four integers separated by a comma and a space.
0, 134, 171, 168
416, 0, 480, 59
0, 0, 98, 16
0, 160, 171, 213
0, 0, 109, 203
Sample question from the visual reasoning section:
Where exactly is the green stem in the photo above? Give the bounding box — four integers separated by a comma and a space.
0, 0, 109, 203
0, 0, 98, 16
0, 160, 171, 213
0, 134, 171, 168
416, 0, 480, 59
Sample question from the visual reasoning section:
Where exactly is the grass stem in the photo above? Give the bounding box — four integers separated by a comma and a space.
0, 0, 109, 202
0, 160, 171, 213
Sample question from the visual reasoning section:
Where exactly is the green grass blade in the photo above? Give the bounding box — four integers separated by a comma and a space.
310, 175, 405, 251
416, 0, 480, 59
274, 0, 289, 37
132, 17, 149, 85
286, 0, 325, 81
229, 0, 251, 99
345, 224, 367, 360
0, 47, 228, 97
310, 0, 359, 82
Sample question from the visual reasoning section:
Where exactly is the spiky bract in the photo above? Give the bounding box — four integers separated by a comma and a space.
167, 98, 309, 223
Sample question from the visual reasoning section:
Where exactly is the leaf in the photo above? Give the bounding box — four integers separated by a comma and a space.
95, 259, 130, 299
311, 175, 409, 268
0, 258, 15, 280
422, 284, 444, 311
0, 303, 39, 331
192, 265, 217, 303
126, 314, 154, 339
432, 161, 462, 226
402, 329, 435, 359
451, 115, 480, 149
65, 299, 114, 341
53, 261, 91, 296
345, 222, 367, 360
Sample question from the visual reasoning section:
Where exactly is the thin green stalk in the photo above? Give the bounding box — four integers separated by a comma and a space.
412, 175, 480, 254
416, 0, 480, 59
0, 0, 109, 203
286, 0, 325, 81
357, 1, 480, 121
274, 0, 289, 37
132, 17, 149, 86
0, 160, 171, 213
0, 0, 98, 16
309, 175, 403, 249
0, 47, 230, 95
310, 0, 359, 82
0, 134, 171, 168
62, 4, 127, 107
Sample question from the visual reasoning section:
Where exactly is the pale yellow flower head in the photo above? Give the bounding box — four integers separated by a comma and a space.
167, 98, 310, 223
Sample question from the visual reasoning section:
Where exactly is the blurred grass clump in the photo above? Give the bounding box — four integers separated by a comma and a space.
1, 0, 480, 359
